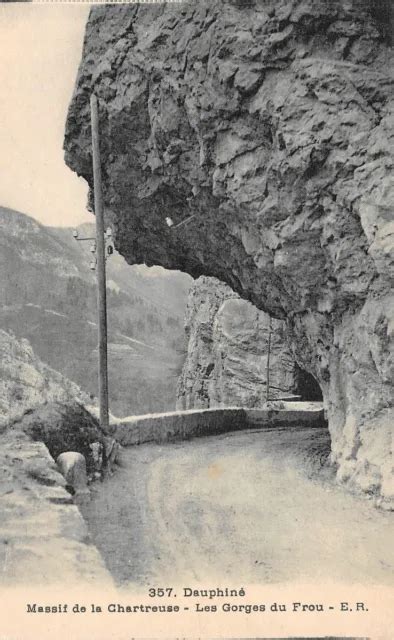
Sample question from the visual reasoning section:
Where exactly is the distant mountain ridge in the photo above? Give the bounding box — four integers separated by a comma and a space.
0, 206, 191, 416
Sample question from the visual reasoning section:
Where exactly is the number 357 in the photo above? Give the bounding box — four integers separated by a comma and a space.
148, 588, 174, 597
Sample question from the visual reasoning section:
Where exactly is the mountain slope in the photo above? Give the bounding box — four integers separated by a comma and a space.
0, 207, 191, 416
0, 329, 89, 428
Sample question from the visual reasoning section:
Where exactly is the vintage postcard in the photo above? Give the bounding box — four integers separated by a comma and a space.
0, 1, 393, 639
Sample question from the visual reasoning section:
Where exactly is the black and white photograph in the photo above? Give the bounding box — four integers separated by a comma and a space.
0, 1, 393, 639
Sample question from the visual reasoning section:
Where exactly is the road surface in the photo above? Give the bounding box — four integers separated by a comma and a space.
80, 426, 394, 588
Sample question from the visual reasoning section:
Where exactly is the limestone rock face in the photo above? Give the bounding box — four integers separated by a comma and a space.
0, 329, 89, 429
0, 430, 112, 586
65, 0, 394, 504
177, 277, 296, 409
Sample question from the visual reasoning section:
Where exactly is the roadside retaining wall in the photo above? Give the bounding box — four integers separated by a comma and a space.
246, 403, 326, 428
108, 408, 247, 446
109, 403, 326, 447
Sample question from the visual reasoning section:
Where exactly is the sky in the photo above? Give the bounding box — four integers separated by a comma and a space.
0, 4, 92, 227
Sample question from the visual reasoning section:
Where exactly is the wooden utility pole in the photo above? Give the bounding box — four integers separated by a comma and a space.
90, 94, 109, 434
266, 317, 272, 403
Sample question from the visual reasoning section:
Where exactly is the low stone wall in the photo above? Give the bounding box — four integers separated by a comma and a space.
0, 428, 113, 586
246, 402, 327, 428
109, 408, 247, 446
109, 403, 326, 446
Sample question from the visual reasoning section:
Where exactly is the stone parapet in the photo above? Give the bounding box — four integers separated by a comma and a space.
109, 403, 326, 446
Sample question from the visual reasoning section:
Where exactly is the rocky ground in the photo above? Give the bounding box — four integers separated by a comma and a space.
0, 330, 115, 585
0, 426, 112, 586
80, 426, 394, 589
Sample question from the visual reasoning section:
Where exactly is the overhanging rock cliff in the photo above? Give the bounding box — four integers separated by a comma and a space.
177, 276, 297, 409
65, 0, 394, 506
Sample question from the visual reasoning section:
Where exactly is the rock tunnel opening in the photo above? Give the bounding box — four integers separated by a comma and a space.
295, 364, 324, 401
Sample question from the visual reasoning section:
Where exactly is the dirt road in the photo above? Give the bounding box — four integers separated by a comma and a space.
80, 427, 394, 588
